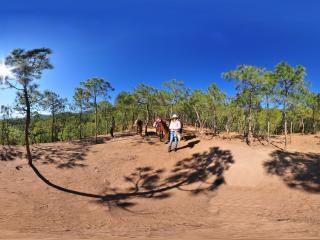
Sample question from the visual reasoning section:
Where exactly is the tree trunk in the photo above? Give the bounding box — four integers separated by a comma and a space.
266, 96, 270, 144
79, 110, 83, 139
312, 109, 316, 134
247, 93, 253, 145
23, 87, 32, 163
283, 95, 288, 150
144, 104, 150, 136
94, 97, 98, 143
301, 117, 305, 134
289, 121, 293, 144
193, 106, 202, 129
51, 112, 55, 142
267, 121, 270, 144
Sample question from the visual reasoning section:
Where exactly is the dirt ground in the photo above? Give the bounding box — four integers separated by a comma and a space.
1, 130, 320, 239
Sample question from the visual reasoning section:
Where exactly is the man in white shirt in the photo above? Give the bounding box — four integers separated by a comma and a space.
168, 114, 181, 152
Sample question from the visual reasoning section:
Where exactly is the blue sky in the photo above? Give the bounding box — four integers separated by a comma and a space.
1, 0, 320, 108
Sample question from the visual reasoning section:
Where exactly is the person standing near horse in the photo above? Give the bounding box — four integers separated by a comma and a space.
168, 114, 182, 152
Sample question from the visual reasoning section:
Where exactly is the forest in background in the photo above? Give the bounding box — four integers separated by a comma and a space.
1, 48, 320, 149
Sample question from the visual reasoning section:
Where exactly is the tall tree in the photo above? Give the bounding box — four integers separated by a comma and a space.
98, 100, 113, 135
115, 91, 136, 130
4, 48, 53, 162
0, 105, 12, 145
261, 72, 277, 142
274, 61, 306, 149
41, 90, 67, 142
81, 77, 113, 143
305, 91, 320, 134
73, 87, 87, 139
207, 83, 226, 134
223, 65, 265, 145
189, 89, 211, 130
134, 84, 157, 135
163, 79, 188, 115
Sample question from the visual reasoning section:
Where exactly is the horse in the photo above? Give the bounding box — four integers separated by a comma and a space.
134, 119, 143, 136
153, 117, 169, 142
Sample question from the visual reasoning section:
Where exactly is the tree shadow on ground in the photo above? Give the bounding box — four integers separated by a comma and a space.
0, 146, 24, 161
26, 146, 234, 212
98, 147, 234, 209
31, 144, 89, 169
264, 150, 320, 193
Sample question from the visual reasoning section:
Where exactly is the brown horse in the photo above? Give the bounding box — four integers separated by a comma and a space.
153, 117, 169, 142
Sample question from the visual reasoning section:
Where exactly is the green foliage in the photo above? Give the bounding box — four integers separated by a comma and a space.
2, 51, 320, 146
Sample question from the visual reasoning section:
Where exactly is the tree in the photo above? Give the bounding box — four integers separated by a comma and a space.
261, 72, 277, 142
163, 79, 188, 115
223, 65, 265, 145
189, 89, 211, 130
115, 91, 136, 130
207, 83, 226, 134
41, 90, 67, 142
81, 77, 114, 143
0, 105, 12, 145
305, 91, 320, 134
73, 87, 87, 139
4, 48, 53, 162
273, 61, 306, 149
98, 100, 113, 135
133, 84, 157, 135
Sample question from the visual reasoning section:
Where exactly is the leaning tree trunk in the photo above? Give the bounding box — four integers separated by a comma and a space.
23, 87, 32, 163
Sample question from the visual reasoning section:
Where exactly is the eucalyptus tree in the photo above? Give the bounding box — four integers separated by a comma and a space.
207, 83, 226, 134
81, 77, 114, 143
41, 90, 67, 142
3, 48, 53, 161
223, 65, 265, 145
273, 61, 306, 149
73, 87, 87, 139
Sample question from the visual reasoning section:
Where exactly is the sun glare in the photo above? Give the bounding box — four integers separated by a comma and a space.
0, 59, 15, 83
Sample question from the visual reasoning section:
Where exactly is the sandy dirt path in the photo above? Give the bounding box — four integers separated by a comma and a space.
1, 132, 320, 239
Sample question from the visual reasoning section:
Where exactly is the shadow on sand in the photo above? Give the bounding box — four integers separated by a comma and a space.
264, 150, 320, 193
27, 146, 234, 211
0, 146, 24, 161
31, 143, 89, 169
95, 146, 234, 209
